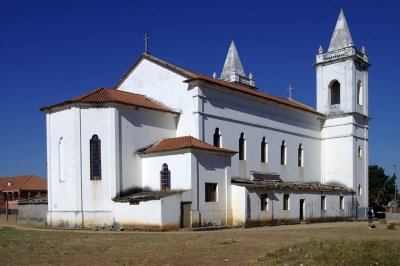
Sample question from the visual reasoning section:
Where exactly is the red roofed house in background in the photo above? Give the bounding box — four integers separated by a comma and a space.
41, 10, 369, 229
0, 175, 47, 214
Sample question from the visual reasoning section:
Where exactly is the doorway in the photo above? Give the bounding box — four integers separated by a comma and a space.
300, 199, 305, 221
180, 202, 192, 228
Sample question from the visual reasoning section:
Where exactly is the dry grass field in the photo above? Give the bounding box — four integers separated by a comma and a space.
0, 216, 399, 265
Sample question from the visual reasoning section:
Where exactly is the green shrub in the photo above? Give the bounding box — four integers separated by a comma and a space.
387, 223, 396, 230
258, 239, 400, 265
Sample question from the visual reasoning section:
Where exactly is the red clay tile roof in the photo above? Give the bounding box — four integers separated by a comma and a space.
41, 87, 179, 114
141, 136, 236, 155
116, 53, 322, 116
0, 175, 47, 192
185, 75, 321, 115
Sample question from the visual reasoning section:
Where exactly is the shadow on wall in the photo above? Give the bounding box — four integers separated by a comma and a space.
117, 186, 155, 197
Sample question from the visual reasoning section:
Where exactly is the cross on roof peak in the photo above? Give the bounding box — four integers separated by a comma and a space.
287, 85, 294, 99
143, 33, 150, 54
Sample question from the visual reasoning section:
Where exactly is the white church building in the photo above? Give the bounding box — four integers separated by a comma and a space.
42, 10, 370, 229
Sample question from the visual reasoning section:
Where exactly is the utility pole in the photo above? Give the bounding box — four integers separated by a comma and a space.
393, 164, 397, 213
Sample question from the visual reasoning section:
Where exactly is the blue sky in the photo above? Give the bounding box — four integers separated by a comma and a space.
1, 0, 399, 184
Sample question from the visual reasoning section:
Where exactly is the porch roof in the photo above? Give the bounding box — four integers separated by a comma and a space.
231, 179, 353, 193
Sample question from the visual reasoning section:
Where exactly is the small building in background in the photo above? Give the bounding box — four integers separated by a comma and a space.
0, 175, 47, 214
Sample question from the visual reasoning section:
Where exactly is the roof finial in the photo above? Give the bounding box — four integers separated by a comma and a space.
318, 45, 324, 54
361, 46, 366, 54
249, 72, 253, 80
143, 33, 150, 54
328, 9, 354, 52
213, 72, 217, 79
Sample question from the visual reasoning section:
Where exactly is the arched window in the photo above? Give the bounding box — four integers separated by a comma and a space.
90, 135, 101, 180
261, 137, 268, 163
213, 128, 221, 147
298, 144, 304, 167
160, 163, 171, 191
281, 141, 287, 165
357, 80, 363, 105
239, 133, 246, 161
330, 80, 341, 105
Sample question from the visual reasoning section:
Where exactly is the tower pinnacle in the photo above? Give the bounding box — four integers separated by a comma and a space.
221, 41, 245, 79
220, 41, 255, 88
328, 9, 354, 52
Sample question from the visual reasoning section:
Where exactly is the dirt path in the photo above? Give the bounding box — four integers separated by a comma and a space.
1, 217, 399, 265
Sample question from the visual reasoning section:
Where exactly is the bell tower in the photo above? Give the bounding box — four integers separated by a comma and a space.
316, 9, 370, 218
316, 9, 369, 116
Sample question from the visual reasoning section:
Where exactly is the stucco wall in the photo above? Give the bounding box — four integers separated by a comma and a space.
197, 85, 322, 183
19, 204, 47, 225
117, 58, 197, 137
112, 194, 181, 230
118, 106, 177, 193
142, 152, 191, 191
195, 151, 230, 226
232, 185, 355, 226
47, 108, 83, 216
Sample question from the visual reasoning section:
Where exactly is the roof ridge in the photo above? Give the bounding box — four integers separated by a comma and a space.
41, 87, 179, 114
188, 135, 194, 146
142, 53, 200, 78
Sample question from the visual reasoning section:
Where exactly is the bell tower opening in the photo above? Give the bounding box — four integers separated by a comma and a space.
330, 80, 341, 105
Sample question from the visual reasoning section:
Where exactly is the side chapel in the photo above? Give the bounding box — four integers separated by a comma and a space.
42, 10, 370, 229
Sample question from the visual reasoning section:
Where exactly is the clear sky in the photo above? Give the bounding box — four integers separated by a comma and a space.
1, 0, 399, 185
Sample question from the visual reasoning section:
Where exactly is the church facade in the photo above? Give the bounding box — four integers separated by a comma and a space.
42, 10, 369, 229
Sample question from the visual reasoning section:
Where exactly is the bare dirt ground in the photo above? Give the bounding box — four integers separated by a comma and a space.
1, 215, 399, 265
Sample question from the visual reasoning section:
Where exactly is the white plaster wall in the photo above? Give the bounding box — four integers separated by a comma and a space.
80, 107, 113, 215
198, 85, 322, 182
231, 185, 246, 226
117, 58, 198, 137
112, 200, 162, 227
195, 151, 230, 226
316, 60, 354, 114
46, 108, 83, 227
49, 211, 83, 227
112, 194, 181, 229
118, 106, 177, 194
321, 115, 368, 202
316, 57, 368, 117
232, 187, 355, 225
141, 152, 192, 191
161, 194, 181, 228
354, 64, 369, 116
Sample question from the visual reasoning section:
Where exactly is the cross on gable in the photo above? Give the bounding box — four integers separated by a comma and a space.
143, 33, 150, 54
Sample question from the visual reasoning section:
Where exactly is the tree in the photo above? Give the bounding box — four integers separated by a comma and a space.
369, 165, 396, 206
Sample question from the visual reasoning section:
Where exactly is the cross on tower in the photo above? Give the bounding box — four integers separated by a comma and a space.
143, 33, 150, 54
287, 85, 294, 99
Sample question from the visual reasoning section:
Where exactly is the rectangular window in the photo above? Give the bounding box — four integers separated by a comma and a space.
205, 183, 217, 202
261, 194, 268, 211
283, 194, 290, 210
321, 196, 326, 211
340, 196, 344, 209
